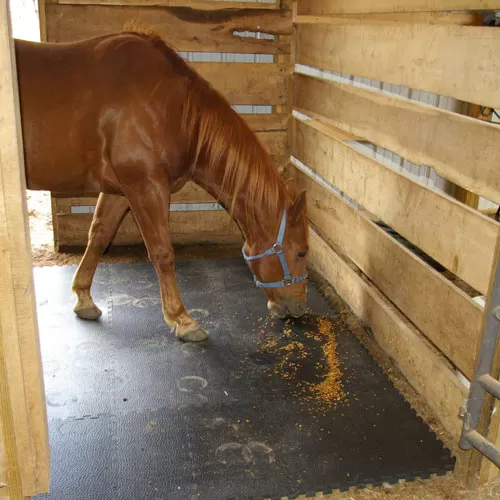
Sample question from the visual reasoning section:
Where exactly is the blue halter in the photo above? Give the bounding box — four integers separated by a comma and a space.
242, 209, 308, 289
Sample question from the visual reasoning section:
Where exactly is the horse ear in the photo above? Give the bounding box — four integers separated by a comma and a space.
290, 190, 307, 224
284, 178, 297, 199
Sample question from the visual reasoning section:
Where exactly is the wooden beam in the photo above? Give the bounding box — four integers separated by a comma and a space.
56, 210, 242, 248
294, 12, 483, 25
307, 227, 468, 440
51, 0, 278, 9
292, 118, 498, 295
192, 63, 288, 105
295, 23, 500, 108
45, 4, 291, 54
294, 167, 483, 378
293, 74, 500, 204
0, 0, 49, 495
297, 0, 500, 15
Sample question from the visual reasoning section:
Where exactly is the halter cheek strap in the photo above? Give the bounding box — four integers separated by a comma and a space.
242, 209, 308, 289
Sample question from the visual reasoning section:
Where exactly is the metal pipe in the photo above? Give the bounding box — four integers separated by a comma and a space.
478, 374, 500, 400
462, 430, 500, 468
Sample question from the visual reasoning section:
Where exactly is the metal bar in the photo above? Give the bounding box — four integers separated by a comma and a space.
478, 374, 500, 400
462, 431, 500, 468
459, 240, 500, 452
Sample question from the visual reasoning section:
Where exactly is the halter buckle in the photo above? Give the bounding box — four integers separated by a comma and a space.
283, 277, 292, 286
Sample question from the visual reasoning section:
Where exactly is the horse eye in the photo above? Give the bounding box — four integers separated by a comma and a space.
297, 250, 308, 258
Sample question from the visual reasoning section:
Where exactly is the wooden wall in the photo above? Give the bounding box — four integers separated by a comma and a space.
39, 0, 292, 250
290, 0, 500, 485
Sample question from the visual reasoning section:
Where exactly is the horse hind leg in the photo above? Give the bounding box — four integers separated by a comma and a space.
72, 193, 129, 320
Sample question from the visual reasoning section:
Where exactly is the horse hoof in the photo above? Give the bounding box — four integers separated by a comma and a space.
74, 304, 102, 320
176, 326, 208, 342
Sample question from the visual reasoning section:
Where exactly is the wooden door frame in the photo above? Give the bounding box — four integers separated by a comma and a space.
0, 1, 50, 498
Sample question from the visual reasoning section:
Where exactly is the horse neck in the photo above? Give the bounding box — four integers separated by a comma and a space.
192, 158, 287, 249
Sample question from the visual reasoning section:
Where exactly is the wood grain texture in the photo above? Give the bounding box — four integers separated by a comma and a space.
292, 118, 498, 295
294, 167, 483, 378
295, 23, 500, 108
45, 3, 291, 54
295, 11, 483, 25
56, 210, 242, 247
52, 0, 278, 9
193, 63, 288, 105
0, 1, 50, 495
294, 74, 500, 204
297, 0, 500, 15
308, 227, 468, 440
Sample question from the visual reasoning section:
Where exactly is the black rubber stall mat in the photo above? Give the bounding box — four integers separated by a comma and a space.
33, 259, 455, 500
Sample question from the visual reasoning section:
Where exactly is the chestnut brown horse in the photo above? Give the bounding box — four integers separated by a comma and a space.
15, 31, 309, 342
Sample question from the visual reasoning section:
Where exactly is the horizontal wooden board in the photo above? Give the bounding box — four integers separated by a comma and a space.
193, 63, 287, 105
56, 210, 242, 247
308, 227, 468, 440
295, 23, 500, 108
51, 0, 279, 10
292, 118, 498, 295
45, 4, 291, 54
294, 74, 500, 204
294, 167, 483, 377
297, 0, 500, 15
243, 113, 289, 132
295, 12, 482, 25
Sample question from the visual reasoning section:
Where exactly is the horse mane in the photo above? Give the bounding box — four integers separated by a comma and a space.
123, 28, 286, 230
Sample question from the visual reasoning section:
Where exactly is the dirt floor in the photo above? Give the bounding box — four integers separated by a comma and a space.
26, 190, 500, 500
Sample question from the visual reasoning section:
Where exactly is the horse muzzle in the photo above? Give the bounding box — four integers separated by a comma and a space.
267, 299, 307, 319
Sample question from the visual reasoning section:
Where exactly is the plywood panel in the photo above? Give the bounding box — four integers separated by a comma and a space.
297, 0, 500, 15
56, 210, 242, 247
296, 23, 500, 108
308, 227, 467, 440
292, 118, 498, 295
294, 167, 483, 377
45, 4, 291, 54
294, 74, 500, 204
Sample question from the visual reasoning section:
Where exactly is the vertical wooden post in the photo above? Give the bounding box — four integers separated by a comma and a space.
464, 228, 500, 487
0, 1, 50, 498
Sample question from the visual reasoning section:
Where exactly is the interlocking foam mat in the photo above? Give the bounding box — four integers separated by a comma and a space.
33, 259, 454, 500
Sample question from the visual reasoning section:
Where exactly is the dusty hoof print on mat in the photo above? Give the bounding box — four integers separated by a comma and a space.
181, 343, 206, 357
176, 325, 209, 342
177, 376, 208, 393
74, 304, 102, 320
215, 443, 253, 465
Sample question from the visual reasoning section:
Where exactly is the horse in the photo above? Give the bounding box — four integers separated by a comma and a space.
14, 31, 309, 342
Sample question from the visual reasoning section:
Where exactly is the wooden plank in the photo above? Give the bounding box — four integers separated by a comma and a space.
192, 63, 287, 105
0, 0, 49, 495
242, 113, 288, 132
293, 166, 483, 378
292, 118, 498, 295
294, 74, 500, 204
307, 227, 468, 439
52, 0, 278, 9
45, 4, 291, 54
295, 12, 483, 25
295, 23, 500, 108
56, 210, 242, 247
297, 0, 500, 15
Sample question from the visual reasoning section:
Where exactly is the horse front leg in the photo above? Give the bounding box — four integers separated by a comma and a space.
72, 193, 129, 319
124, 175, 208, 342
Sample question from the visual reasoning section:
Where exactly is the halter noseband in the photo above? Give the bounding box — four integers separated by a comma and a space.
242, 209, 308, 289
